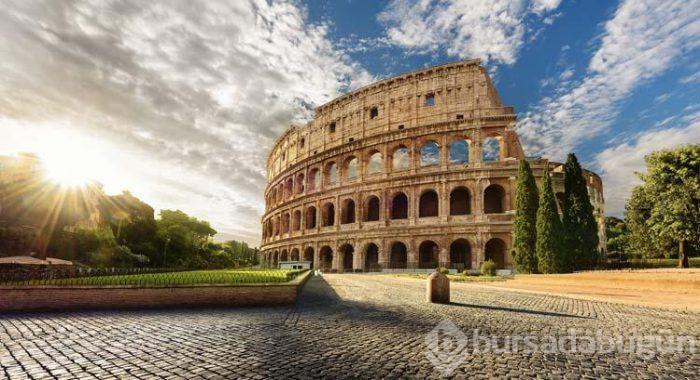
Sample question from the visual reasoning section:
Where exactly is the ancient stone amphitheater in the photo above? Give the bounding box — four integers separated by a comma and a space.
260, 59, 604, 272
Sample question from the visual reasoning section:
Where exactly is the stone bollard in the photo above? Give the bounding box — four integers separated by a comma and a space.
426, 270, 450, 303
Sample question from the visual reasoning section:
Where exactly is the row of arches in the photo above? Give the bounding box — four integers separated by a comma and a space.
267, 136, 504, 208
262, 184, 507, 239
263, 237, 508, 271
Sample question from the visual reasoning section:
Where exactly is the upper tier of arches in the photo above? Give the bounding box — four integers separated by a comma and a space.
265, 133, 510, 210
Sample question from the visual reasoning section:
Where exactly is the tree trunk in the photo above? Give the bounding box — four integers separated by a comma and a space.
678, 240, 689, 268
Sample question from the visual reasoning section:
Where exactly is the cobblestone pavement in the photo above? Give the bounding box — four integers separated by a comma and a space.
1, 274, 699, 379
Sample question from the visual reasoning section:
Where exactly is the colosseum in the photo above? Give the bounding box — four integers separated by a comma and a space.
260, 59, 605, 273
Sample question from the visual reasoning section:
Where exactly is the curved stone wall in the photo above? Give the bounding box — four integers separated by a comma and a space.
260, 59, 604, 272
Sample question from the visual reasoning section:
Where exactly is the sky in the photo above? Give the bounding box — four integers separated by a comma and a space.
1, 0, 699, 246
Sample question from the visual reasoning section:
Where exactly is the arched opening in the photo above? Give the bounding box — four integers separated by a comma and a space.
364, 243, 380, 272
270, 188, 277, 205
484, 184, 505, 214
345, 156, 358, 180
419, 190, 439, 217
308, 168, 320, 191
390, 242, 407, 269
320, 246, 333, 271
450, 239, 472, 271
482, 137, 501, 162
322, 202, 335, 226
485, 238, 506, 269
325, 162, 338, 186
303, 247, 314, 266
277, 184, 283, 203
273, 251, 279, 267
273, 217, 280, 236
392, 145, 410, 171
449, 139, 469, 164
450, 187, 471, 215
365, 196, 380, 221
368, 151, 382, 174
295, 173, 305, 194
341, 198, 356, 224
419, 241, 439, 269
305, 206, 317, 229
420, 141, 440, 167
290, 248, 299, 261
280, 249, 288, 262
340, 244, 354, 272
391, 192, 408, 219
292, 210, 301, 231
282, 213, 290, 233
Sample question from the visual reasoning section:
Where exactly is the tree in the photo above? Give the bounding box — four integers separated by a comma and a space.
536, 165, 565, 273
626, 145, 700, 268
562, 153, 599, 271
604, 216, 627, 256
512, 160, 539, 273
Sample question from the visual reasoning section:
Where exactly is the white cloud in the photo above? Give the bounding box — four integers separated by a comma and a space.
680, 70, 700, 84
594, 120, 700, 215
518, 0, 700, 160
377, 0, 562, 65
0, 1, 373, 245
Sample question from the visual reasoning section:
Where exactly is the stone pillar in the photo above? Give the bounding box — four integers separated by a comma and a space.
439, 180, 448, 222
439, 246, 449, 269
473, 234, 486, 270
331, 248, 339, 272
507, 176, 516, 211
378, 243, 389, 271
354, 247, 363, 272
410, 138, 418, 175
410, 186, 417, 226
408, 240, 418, 269
334, 194, 341, 231
440, 134, 449, 170
313, 247, 321, 270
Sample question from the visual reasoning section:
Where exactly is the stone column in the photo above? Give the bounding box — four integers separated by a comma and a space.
354, 246, 363, 272
408, 239, 418, 269
439, 246, 449, 269
439, 180, 448, 222
440, 134, 449, 170
378, 243, 389, 271
313, 246, 321, 270
409, 186, 417, 226
334, 194, 341, 231
507, 176, 516, 211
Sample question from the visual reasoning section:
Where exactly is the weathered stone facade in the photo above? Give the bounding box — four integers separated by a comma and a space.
260, 59, 604, 272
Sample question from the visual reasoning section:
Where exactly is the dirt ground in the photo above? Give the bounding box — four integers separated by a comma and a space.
467, 269, 700, 312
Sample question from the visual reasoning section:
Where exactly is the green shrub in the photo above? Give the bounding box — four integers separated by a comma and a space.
436, 267, 449, 275
480, 260, 497, 276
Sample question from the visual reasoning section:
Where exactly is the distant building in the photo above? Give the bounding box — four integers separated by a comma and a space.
260, 59, 606, 273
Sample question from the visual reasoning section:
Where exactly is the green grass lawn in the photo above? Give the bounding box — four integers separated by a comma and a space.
624, 257, 700, 269
3, 269, 306, 287
389, 273, 511, 282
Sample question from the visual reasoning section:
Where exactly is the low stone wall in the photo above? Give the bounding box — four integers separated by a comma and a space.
0, 271, 311, 312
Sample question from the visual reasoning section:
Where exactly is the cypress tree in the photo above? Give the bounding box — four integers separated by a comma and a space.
562, 153, 600, 270
512, 160, 539, 273
536, 164, 565, 274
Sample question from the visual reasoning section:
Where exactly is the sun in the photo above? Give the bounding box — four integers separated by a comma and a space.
39, 134, 107, 187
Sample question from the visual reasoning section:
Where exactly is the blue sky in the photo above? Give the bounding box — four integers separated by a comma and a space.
0, 0, 699, 245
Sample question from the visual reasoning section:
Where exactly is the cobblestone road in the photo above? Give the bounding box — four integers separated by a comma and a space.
1, 274, 699, 379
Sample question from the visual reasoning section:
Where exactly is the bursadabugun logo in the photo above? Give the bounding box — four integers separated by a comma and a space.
424, 319, 470, 376
426, 319, 696, 376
